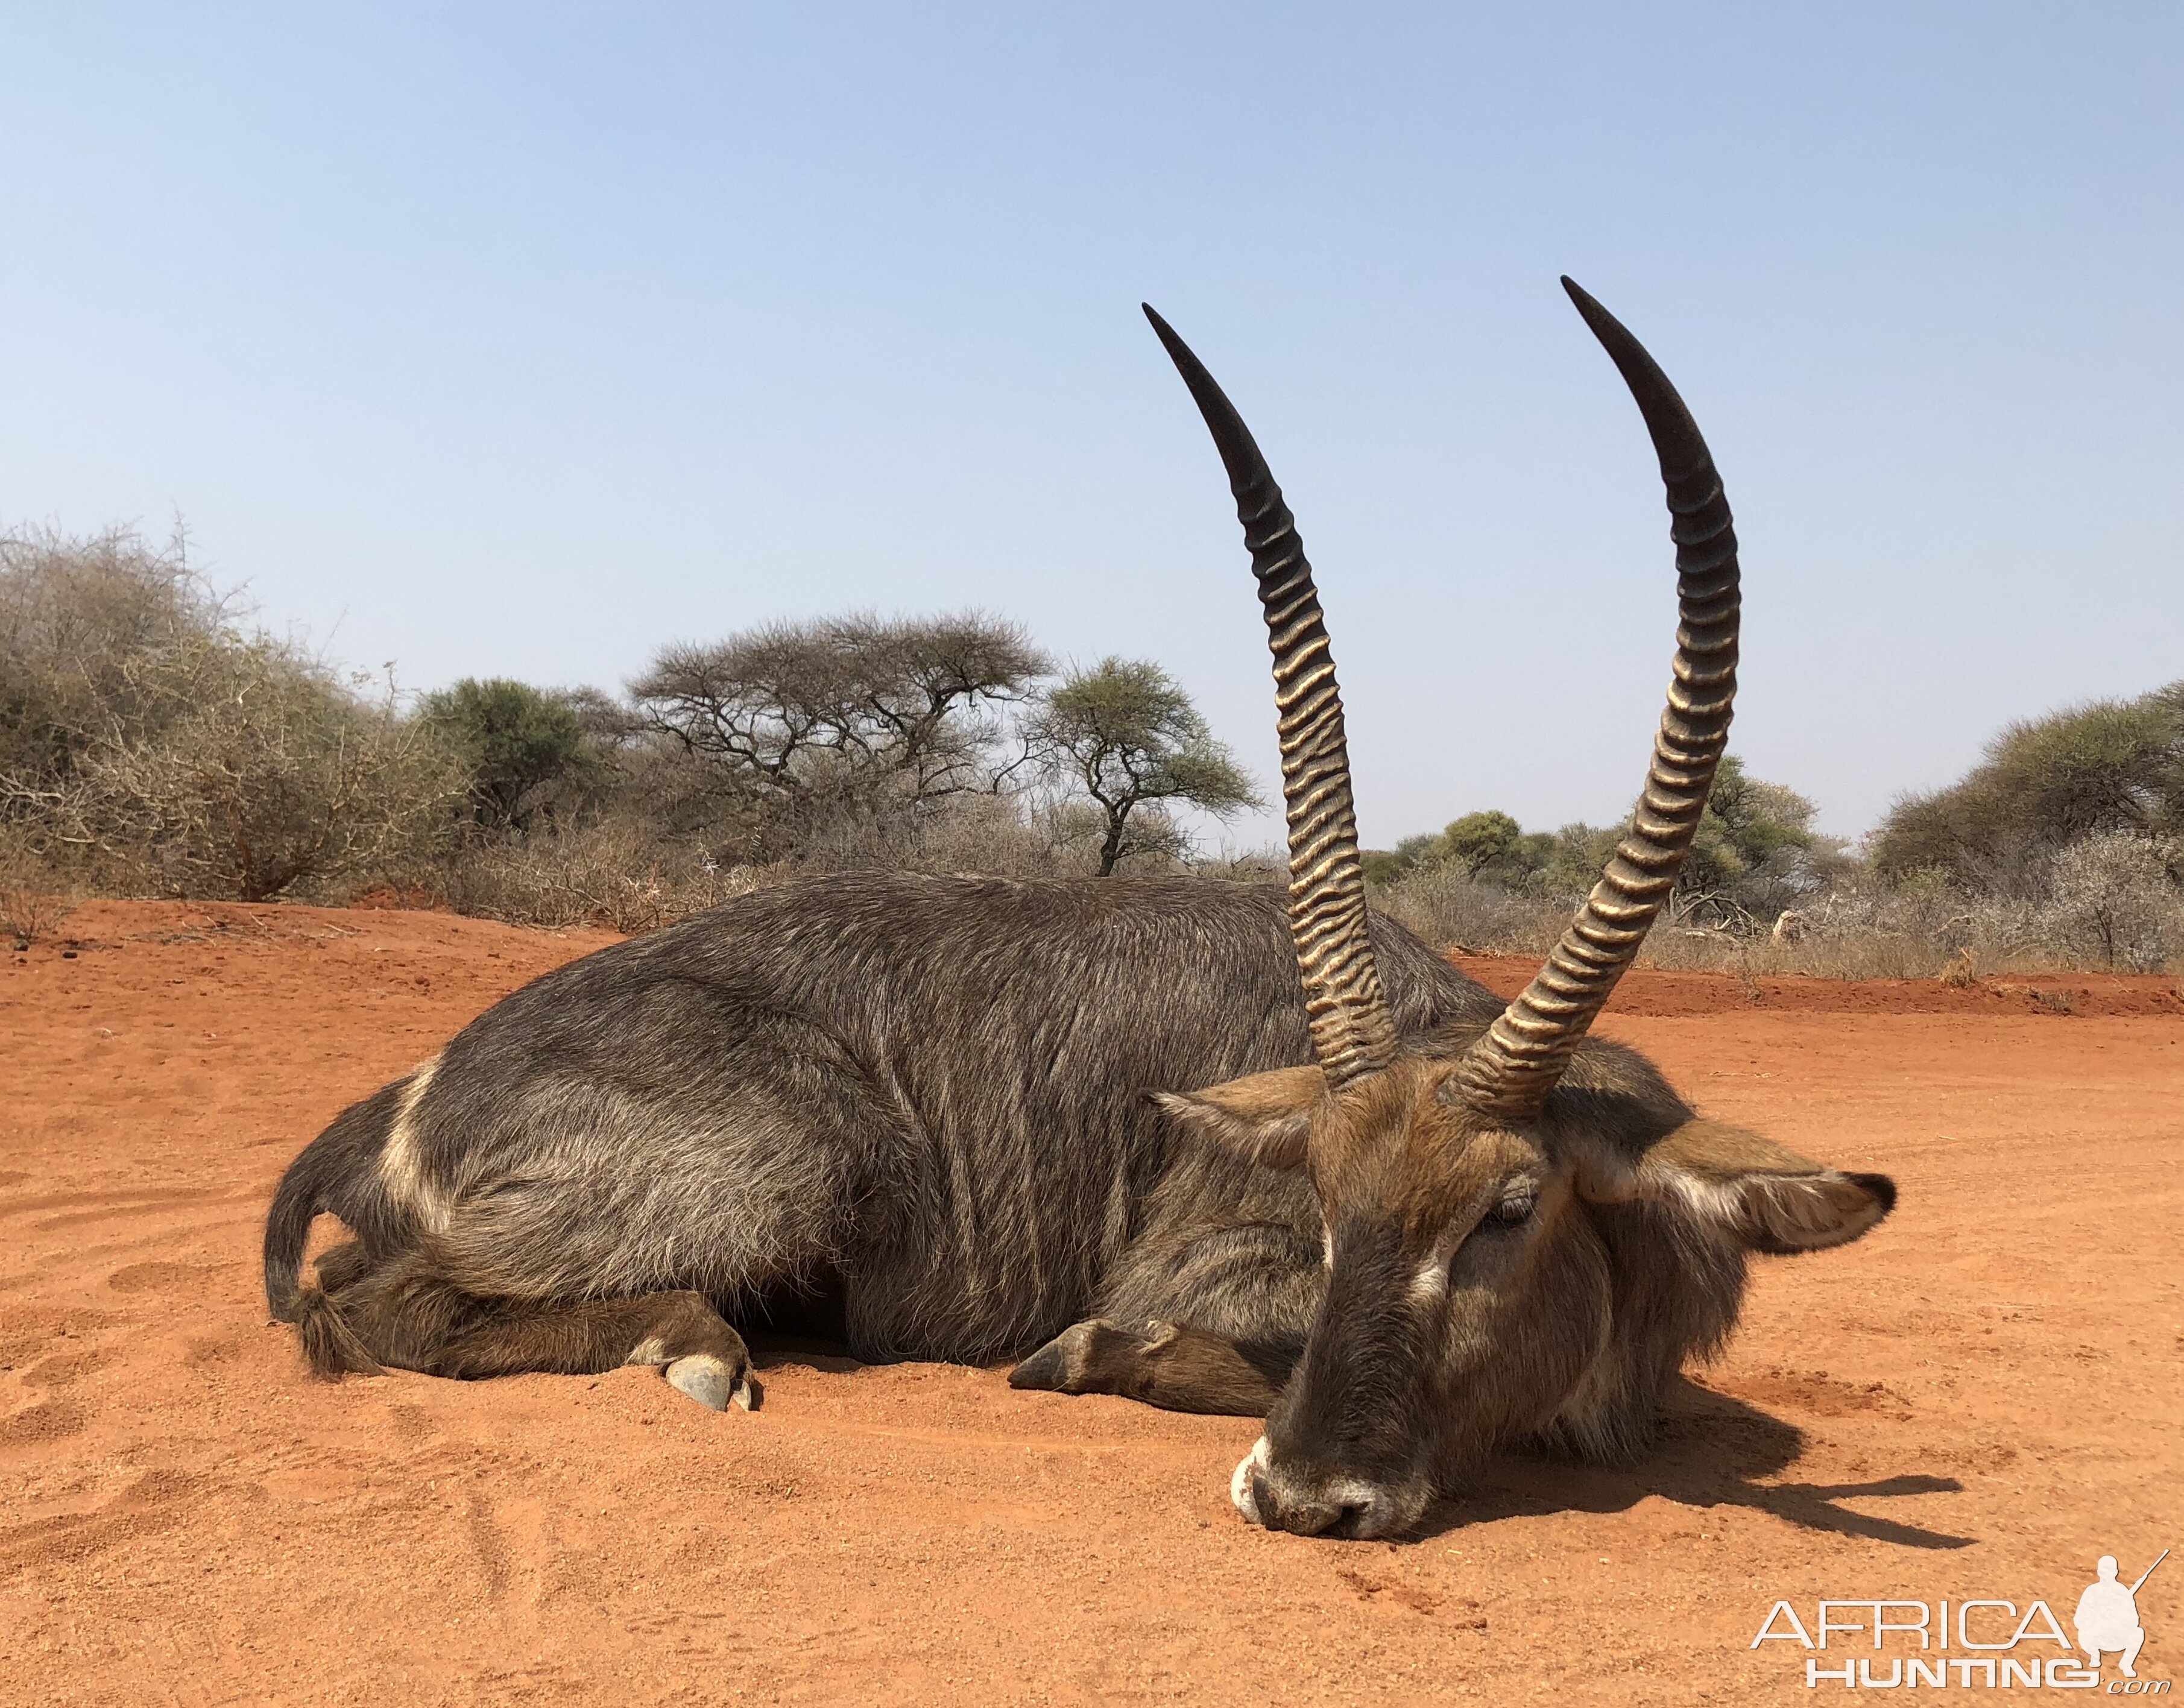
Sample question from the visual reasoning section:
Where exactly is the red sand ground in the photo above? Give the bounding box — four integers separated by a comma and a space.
2, 900, 2178, 1705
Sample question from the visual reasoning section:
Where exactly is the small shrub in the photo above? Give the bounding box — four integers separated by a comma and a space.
0, 831, 75, 945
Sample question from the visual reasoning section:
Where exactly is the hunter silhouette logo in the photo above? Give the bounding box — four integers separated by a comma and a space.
2078, 1552, 2166, 1681
1750, 1547, 2170, 1691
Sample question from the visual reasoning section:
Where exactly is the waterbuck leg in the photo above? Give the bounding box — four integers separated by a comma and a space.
432, 1289, 760, 1412
1009, 1319, 1283, 1416
1012, 1219, 1321, 1413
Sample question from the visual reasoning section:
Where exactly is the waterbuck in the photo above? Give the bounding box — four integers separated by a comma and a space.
264, 280, 1894, 1539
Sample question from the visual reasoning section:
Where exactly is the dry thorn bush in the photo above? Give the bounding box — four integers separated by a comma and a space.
40, 632, 464, 903
2, 528, 462, 904
434, 821, 790, 933
0, 886, 73, 946
1374, 856, 2184, 979
0, 825, 72, 944
1371, 868, 1571, 959
0, 871, 74, 948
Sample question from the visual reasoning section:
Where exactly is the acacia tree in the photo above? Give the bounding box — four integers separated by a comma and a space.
631, 613, 1049, 838
1666, 755, 1837, 923
1439, 810, 1523, 878
1363, 812, 1547, 887
1873, 683, 2184, 895
1025, 657, 1261, 875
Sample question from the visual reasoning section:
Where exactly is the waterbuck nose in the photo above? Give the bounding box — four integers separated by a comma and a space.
1252, 1469, 1378, 1538
1287, 1492, 1377, 1538
1236, 1437, 1418, 1539
1329, 1497, 1375, 1538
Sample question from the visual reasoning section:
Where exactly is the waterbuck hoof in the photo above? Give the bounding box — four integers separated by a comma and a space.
1006, 1334, 1078, 1392
1008, 1318, 1169, 1393
665, 1353, 759, 1412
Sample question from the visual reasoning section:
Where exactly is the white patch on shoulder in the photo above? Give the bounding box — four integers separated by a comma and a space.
1321, 1220, 1334, 1271
376, 1057, 450, 1232
1231, 1435, 1270, 1525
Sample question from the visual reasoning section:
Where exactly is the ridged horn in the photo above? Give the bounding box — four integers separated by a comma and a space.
1447, 278, 1741, 1119
1144, 304, 1398, 1088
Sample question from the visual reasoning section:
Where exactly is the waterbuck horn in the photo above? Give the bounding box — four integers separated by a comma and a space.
1447, 278, 1740, 1118
1144, 303, 1398, 1088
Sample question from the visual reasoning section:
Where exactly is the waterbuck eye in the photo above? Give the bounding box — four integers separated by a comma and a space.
1485, 1193, 1536, 1227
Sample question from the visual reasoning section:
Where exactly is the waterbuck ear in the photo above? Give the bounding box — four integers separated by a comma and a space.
1152, 1065, 1326, 1171
1571, 1118, 1896, 1254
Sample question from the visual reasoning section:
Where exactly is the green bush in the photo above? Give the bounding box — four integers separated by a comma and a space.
1363, 756, 1829, 928
421, 677, 598, 833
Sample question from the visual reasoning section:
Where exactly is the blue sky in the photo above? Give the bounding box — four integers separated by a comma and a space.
2, 5, 2177, 850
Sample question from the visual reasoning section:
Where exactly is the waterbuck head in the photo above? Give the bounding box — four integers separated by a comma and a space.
1146, 283, 1896, 1540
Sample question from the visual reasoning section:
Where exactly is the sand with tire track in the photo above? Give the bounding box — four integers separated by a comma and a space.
2, 900, 2179, 1704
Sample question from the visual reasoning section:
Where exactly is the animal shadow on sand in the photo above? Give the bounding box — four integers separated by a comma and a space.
1420, 1375, 1971, 1549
